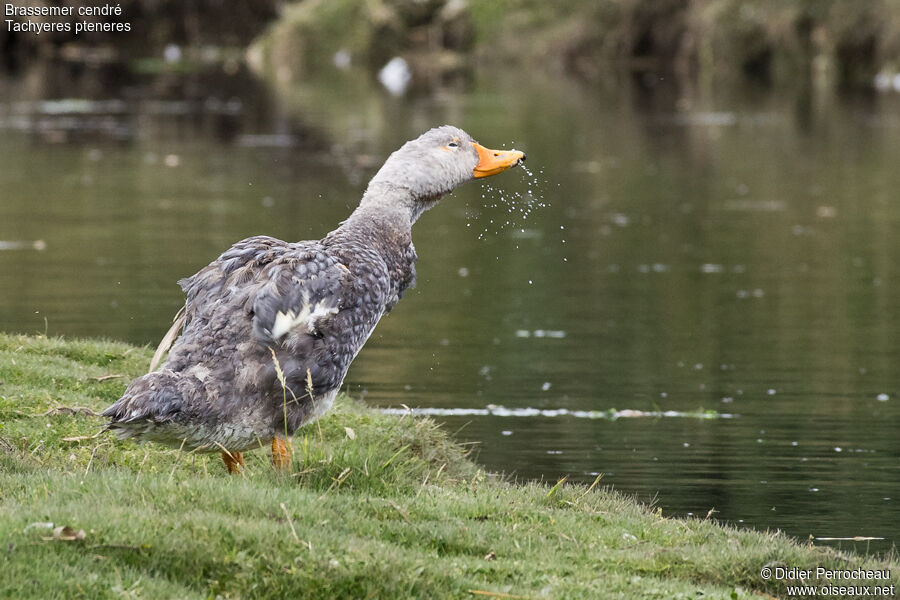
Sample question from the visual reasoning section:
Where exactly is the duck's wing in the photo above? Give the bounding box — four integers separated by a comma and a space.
178, 235, 295, 330
247, 247, 378, 401
146, 236, 291, 371
167, 235, 381, 399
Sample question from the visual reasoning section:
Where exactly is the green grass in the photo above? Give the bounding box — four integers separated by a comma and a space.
0, 333, 897, 599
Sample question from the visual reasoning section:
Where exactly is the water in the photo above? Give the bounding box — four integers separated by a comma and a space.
2, 63, 900, 553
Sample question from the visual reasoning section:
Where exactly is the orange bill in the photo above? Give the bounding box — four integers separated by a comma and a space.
473, 142, 526, 178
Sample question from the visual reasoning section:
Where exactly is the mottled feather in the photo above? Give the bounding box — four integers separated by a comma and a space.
103, 126, 502, 454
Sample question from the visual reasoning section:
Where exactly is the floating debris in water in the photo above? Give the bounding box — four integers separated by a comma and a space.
378, 57, 411, 96
637, 263, 670, 273
671, 112, 737, 127
700, 264, 746, 275
611, 213, 630, 227
377, 405, 735, 420
721, 199, 786, 212
24, 98, 128, 115
333, 49, 351, 70
816, 206, 837, 218
0, 240, 46, 251
816, 535, 885, 542
874, 69, 900, 92
237, 134, 297, 148
877, 393, 890, 401
164, 44, 182, 64
515, 329, 566, 339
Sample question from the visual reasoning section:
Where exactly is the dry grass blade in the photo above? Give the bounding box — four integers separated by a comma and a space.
150, 307, 185, 372
467, 590, 527, 599
43, 406, 98, 416
168, 439, 188, 482
61, 430, 104, 442
280, 503, 312, 551
388, 500, 411, 523
44, 526, 86, 542
280, 502, 300, 543
84, 442, 107, 475
213, 442, 244, 474
91, 374, 123, 382
270, 347, 287, 389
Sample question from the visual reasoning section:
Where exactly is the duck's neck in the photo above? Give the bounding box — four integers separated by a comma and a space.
357, 182, 441, 225
323, 184, 431, 295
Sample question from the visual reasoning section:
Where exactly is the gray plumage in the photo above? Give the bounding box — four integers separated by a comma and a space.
103, 125, 524, 459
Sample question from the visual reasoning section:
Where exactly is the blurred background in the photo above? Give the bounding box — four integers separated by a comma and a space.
2, 0, 900, 553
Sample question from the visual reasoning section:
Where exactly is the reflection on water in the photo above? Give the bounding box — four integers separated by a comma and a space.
2, 62, 900, 553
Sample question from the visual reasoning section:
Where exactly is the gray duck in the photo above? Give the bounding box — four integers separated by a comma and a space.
103, 125, 525, 472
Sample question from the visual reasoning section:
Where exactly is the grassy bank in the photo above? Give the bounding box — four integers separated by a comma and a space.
0, 333, 897, 599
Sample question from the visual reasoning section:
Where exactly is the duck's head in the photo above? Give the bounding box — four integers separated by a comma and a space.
362, 125, 525, 219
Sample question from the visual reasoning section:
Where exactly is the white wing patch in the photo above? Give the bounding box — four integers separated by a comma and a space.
271, 297, 339, 340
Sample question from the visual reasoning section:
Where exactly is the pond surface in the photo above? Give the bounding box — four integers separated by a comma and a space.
2, 62, 899, 553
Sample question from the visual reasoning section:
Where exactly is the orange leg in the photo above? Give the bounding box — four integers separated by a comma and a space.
272, 437, 292, 470
221, 450, 244, 474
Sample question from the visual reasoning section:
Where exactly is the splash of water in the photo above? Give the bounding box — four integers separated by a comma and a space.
467, 163, 551, 241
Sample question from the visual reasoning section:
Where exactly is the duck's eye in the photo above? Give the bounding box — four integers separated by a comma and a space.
447, 142, 458, 148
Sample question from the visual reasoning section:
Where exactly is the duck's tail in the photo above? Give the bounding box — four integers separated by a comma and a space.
102, 370, 186, 440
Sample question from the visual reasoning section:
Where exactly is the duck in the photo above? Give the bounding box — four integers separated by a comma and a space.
103, 125, 525, 473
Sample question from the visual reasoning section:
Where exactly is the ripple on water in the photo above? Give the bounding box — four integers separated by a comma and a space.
377, 405, 735, 420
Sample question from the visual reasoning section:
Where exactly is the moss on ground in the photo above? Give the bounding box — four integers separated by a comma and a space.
0, 333, 896, 599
